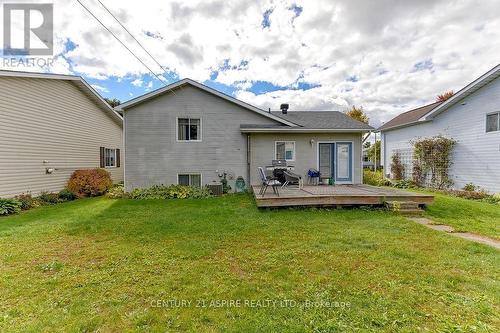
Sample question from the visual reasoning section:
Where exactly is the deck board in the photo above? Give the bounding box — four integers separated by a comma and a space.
252, 184, 434, 208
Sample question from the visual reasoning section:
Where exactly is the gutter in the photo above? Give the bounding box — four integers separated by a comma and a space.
240, 128, 373, 133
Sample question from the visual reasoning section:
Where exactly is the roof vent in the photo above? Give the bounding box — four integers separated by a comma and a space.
280, 103, 289, 114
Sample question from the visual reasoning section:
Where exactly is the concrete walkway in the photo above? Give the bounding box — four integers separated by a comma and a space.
409, 217, 500, 249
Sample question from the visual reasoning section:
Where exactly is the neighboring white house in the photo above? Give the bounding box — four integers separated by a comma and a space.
0, 70, 124, 197
379, 64, 500, 193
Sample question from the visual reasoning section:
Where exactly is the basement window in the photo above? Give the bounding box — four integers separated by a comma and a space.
178, 174, 201, 187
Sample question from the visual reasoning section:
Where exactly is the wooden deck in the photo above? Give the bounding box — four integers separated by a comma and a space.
252, 184, 434, 208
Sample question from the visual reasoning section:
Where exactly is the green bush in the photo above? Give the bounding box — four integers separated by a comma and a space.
0, 198, 22, 216
106, 184, 127, 199
462, 183, 478, 192
38, 191, 61, 205
14, 193, 39, 210
129, 184, 212, 200
392, 179, 417, 189
58, 189, 77, 202
363, 170, 391, 186
67, 168, 113, 198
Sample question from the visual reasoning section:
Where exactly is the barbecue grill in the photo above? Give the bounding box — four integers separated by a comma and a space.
265, 159, 294, 184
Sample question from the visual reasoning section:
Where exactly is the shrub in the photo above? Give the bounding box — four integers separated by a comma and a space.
106, 184, 127, 199
129, 184, 212, 200
363, 170, 391, 186
412, 136, 456, 189
67, 168, 113, 197
58, 188, 77, 201
392, 179, 416, 189
14, 193, 39, 210
462, 183, 478, 192
38, 191, 61, 205
390, 153, 404, 180
0, 198, 22, 216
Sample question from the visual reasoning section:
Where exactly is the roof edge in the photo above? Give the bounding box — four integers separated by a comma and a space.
421, 64, 500, 120
117, 78, 299, 127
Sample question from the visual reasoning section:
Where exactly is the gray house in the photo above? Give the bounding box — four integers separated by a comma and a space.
379, 64, 500, 193
119, 79, 372, 191
0, 70, 123, 197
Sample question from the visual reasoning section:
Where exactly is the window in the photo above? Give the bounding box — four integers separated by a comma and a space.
105, 148, 116, 167
178, 174, 201, 187
177, 118, 201, 141
275, 141, 295, 161
486, 112, 499, 132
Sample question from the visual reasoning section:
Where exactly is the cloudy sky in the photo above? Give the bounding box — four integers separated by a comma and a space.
1, 0, 499, 126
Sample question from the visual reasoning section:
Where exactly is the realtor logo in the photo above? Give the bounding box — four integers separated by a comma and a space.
3, 3, 53, 56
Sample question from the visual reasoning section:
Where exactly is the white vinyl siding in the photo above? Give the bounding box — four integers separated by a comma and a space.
0, 76, 123, 197
124, 85, 278, 191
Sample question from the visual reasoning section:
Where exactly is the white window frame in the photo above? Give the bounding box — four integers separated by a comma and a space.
176, 117, 202, 142
275, 141, 296, 162
486, 111, 500, 133
177, 173, 202, 187
104, 148, 117, 168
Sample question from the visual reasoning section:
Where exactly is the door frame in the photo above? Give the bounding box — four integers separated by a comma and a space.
316, 141, 354, 184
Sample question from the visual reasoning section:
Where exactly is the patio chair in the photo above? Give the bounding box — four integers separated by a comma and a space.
282, 171, 303, 189
258, 167, 281, 196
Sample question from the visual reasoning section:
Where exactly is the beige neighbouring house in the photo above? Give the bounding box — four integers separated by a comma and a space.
0, 70, 123, 198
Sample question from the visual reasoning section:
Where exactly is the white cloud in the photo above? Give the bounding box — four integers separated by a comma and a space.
131, 79, 143, 87
1, 0, 498, 126
91, 84, 109, 93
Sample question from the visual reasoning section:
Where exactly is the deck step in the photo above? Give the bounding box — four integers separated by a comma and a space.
385, 201, 423, 215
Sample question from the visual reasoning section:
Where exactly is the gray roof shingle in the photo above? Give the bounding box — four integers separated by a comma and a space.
268, 111, 373, 130
378, 102, 442, 131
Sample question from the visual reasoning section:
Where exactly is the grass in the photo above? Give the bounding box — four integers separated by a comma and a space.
414, 190, 500, 239
0, 194, 499, 332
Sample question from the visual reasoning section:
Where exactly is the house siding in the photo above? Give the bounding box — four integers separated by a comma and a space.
0, 76, 123, 197
381, 76, 500, 193
124, 85, 278, 191
250, 133, 363, 185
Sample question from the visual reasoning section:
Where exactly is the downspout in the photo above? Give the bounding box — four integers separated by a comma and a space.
246, 134, 251, 186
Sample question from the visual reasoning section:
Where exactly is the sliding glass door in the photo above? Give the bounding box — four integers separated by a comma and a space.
318, 142, 352, 183
336, 143, 352, 182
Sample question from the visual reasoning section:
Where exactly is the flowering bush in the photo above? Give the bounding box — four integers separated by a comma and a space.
129, 184, 211, 200
14, 193, 40, 210
67, 168, 113, 198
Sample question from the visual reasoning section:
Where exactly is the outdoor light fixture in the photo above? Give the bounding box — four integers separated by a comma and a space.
45, 167, 55, 174
310, 139, 315, 146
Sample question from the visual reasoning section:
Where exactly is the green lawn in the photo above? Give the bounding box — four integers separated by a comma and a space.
0, 195, 499, 332
417, 190, 500, 239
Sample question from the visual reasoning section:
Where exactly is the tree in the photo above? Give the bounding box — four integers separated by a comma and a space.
436, 91, 453, 102
345, 105, 369, 124
104, 98, 121, 108
367, 140, 380, 163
